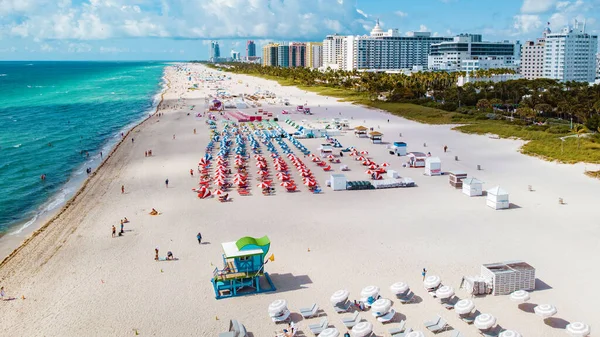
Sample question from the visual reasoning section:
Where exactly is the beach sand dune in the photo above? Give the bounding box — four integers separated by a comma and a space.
0, 64, 598, 336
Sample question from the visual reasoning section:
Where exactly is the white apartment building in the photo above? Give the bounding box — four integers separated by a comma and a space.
323, 20, 452, 71
544, 23, 598, 82
521, 27, 551, 79
322, 34, 345, 69
428, 34, 520, 72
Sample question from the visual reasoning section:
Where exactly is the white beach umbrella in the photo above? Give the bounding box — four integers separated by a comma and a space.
474, 313, 497, 330
534, 304, 557, 318
509, 290, 531, 303
423, 275, 441, 289
406, 331, 425, 337
319, 328, 340, 337
499, 330, 522, 337
351, 321, 373, 337
566, 322, 591, 337
360, 285, 380, 299
268, 299, 288, 316
330, 289, 350, 304
435, 285, 455, 299
371, 298, 392, 315
455, 299, 475, 315
390, 282, 410, 295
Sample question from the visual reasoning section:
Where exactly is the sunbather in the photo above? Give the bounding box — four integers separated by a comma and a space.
149, 208, 159, 215
166, 251, 174, 260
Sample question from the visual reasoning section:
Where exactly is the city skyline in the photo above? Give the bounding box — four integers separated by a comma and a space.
0, 0, 598, 60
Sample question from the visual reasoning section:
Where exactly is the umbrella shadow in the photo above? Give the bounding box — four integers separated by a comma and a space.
545, 317, 570, 329
518, 303, 536, 313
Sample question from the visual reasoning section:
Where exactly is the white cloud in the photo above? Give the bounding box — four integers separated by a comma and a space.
67, 43, 92, 53
40, 43, 54, 52
1, 0, 367, 41
513, 14, 543, 33
521, 0, 556, 13
395, 11, 408, 17
419, 24, 429, 32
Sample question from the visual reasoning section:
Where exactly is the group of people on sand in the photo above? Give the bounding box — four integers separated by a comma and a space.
154, 247, 175, 261
111, 217, 129, 237
144, 150, 153, 157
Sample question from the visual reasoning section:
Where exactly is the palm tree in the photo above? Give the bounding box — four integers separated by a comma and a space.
573, 124, 586, 149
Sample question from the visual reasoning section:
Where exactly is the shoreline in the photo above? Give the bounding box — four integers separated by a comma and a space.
0, 69, 172, 266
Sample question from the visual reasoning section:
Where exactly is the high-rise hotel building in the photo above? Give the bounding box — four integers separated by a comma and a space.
521, 27, 551, 79
305, 42, 323, 69
262, 43, 279, 67
543, 23, 598, 82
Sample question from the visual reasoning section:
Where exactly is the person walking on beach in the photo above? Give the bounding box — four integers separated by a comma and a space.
173, 134, 176, 140
112, 225, 116, 238
165, 179, 169, 188
190, 169, 194, 177
155, 247, 159, 261
422, 268, 427, 281
131, 138, 134, 144
197, 232, 202, 244
443, 145, 448, 153
121, 185, 125, 194
100, 151, 103, 159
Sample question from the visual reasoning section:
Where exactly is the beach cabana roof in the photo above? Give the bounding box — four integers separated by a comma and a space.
463, 178, 482, 185
354, 126, 368, 131
221, 235, 270, 258
487, 186, 508, 196
369, 131, 383, 136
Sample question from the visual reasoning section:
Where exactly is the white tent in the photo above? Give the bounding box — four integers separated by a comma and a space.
330, 174, 347, 191
424, 157, 442, 176
462, 178, 483, 197
487, 186, 509, 209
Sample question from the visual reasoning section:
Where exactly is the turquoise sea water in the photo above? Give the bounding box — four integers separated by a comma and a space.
0, 62, 166, 235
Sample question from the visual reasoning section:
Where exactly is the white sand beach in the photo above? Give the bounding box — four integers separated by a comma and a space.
0, 63, 599, 337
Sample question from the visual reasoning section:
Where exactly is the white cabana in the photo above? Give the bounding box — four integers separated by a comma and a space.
487, 186, 509, 209
330, 174, 347, 191
351, 321, 373, 337
566, 322, 591, 337
423, 275, 441, 290
435, 285, 455, 299
455, 299, 475, 315
424, 157, 442, 176
330, 289, 350, 304
462, 178, 483, 197
371, 298, 392, 315
475, 313, 497, 330
319, 328, 340, 337
510, 290, 530, 303
499, 330, 522, 337
390, 282, 409, 295
360, 285, 380, 300
534, 304, 557, 318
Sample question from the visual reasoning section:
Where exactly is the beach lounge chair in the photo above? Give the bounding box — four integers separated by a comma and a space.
441, 297, 458, 310
377, 309, 396, 324
460, 313, 477, 324
342, 311, 361, 328
300, 303, 319, 318
387, 320, 406, 336
426, 318, 449, 334
480, 328, 500, 337
308, 317, 328, 335
334, 301, 353, 313
390, 327, 412, 337
450, 331, 466, 337
424, 315, 441, 328
398, 292, 415, 304
218, 319, 247, 337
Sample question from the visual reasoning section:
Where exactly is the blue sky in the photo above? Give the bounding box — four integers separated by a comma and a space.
0, 0, 598, 61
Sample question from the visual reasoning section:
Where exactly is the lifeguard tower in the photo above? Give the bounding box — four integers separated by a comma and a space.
211, 235, 276, 299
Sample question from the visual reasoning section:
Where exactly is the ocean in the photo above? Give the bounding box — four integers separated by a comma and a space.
0, 61, 167, 236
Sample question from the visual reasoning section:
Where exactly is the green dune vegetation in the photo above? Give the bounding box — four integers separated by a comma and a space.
203, 62, 600, 166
